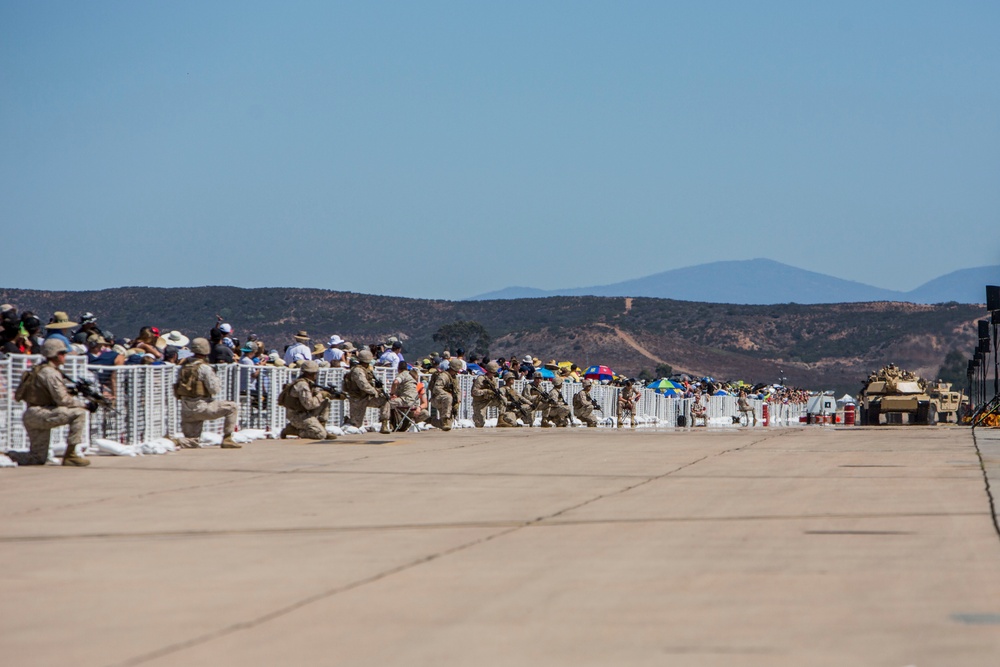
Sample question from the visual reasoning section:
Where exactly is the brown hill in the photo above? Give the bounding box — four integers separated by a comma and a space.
0, 287, 985, 395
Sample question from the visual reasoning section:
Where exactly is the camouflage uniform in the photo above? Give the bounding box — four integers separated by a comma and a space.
470, 365, 503, 427
737, 393, 757, 426
173, 357, 238, 448
11, 363, 89, 465
541, 378, 570, 427
617, 385, 640, 428
430, 361, 462, 431
282, 375, 332, 439
572, 384, 599, 427
389, 370, 425, 427
498, 380, 530, 427
344, 362, 390, 432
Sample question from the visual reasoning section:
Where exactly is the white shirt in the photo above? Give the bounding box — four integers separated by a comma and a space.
284, 342, 311, 365
378, 350, 401, 367
324, 347, 345, 365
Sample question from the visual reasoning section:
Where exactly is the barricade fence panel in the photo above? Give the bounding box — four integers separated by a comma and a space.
0, 355, 812, 451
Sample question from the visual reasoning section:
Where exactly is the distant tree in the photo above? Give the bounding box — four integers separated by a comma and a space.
936, 349, 968, 387
638, 369, 655, 382
655, 363, 673, 377
433, 320, 491, 358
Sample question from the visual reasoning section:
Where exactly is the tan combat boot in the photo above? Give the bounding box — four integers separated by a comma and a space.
220, 434, 241, 449
62, 444, 91, 467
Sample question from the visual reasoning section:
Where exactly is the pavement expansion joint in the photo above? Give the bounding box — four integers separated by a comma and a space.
970, 425, 1000, 544
2, 509, 989, 544
110, 524, 527, 667
104, 437, 781, 665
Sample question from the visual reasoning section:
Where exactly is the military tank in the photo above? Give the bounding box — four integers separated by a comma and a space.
858, 364, 938, 425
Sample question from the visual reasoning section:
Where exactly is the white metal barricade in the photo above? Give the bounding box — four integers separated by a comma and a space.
2, 355, 90, 452
1, 354, 816, 453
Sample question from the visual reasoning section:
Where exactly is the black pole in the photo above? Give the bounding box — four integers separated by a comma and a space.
992, 312, 999, 399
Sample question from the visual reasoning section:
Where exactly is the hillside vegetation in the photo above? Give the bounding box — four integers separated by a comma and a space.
1, 286, 985, 395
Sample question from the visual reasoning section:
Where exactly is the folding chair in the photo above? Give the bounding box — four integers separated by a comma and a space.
390, 404, 421, 432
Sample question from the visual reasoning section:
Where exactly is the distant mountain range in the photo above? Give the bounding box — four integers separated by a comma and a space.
0, 284, 986, 396
468, 259, 999, 305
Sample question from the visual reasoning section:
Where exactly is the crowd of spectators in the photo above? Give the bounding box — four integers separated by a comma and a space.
0, 305, 810, 405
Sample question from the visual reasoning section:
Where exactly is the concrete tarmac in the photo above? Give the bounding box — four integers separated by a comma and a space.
3, 425, 1000, 666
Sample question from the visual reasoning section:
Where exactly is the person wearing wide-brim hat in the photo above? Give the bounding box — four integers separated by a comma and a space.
283, 330, 312, 365
44, 311, 78, 352
160, 330, 190, 349
310, 343, 326, 359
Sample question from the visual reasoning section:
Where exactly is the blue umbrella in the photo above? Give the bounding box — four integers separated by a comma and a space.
533, 367, 555, 379
713, 389, 729, 396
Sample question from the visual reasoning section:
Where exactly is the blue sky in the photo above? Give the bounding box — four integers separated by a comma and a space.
2, 1, 998, 299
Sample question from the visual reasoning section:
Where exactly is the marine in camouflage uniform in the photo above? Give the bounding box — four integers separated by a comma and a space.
572, 379, 599, 428
540, 376, 571, 427
7, 339, 92, 466
470, 361, 504, 427
343, 349, 391, 433
430, 358, 463, 431
617, 380, 641, 429
280, 360, 335, 440
389, 364, 425, 428
522, 375, 546, 411
172, 337, 239, 449
498, 373, 531, 427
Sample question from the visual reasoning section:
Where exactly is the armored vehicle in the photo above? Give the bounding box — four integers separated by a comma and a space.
858, 364, 937, 425
925, 379, 964, 424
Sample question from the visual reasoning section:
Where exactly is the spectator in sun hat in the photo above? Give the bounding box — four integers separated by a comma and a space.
283, 330, 312, 365
72, 312, 104, 345
160, 330, 190, 349
310, 342, 326, 360
44, 311, 78, 351
323, 335, 345, 366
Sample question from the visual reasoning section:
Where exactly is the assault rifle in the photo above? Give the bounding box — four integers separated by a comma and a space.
588, 395, 604, 414
371, 375, 391, 401
527, 383, 558, 410
506, 390, 534, 423
63, 375, 118, 414
318, 385, 347, 400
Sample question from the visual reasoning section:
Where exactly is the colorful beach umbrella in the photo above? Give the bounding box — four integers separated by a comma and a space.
584, 365, 614, 381
646, 378, 680, 394
533, 367, 555, 379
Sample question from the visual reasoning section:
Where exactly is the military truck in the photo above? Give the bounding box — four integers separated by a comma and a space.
858, 364, 940, 425
925, 379, 964, 424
